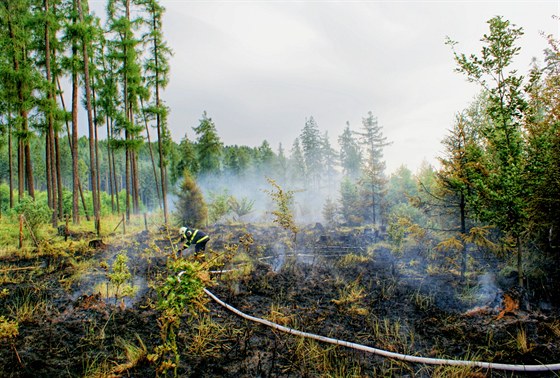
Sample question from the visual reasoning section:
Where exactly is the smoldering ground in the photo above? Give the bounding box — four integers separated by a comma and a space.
1, 222, 559, 377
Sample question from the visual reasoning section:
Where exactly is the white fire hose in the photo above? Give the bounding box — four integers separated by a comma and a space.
177, 271, 560, 372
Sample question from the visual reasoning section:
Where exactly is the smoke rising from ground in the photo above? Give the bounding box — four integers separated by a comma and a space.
194, 169, 343, 226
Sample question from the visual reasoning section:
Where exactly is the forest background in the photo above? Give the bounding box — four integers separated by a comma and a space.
0, 0, 559, 289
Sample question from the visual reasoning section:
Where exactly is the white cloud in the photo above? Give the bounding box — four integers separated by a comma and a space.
98, 0, 560, 173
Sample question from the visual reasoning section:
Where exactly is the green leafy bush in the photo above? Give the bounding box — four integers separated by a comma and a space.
10, 196, 52, 232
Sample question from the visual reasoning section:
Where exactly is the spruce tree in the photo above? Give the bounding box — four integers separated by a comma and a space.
193, 111, 222, 175
355, 111, 390, 225
338, 122, 361, 179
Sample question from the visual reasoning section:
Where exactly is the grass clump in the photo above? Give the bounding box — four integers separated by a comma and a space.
0, 316, 18, 340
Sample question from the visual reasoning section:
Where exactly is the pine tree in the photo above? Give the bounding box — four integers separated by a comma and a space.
171, 133, 198, 183
321, 131, 338, 197
299, 116, 323, 190
0, 0, 38, 201
107, 0, 145, 220
338, 122, 361, 179
355, 111, 390, 225
175, 170, 207, 228
288, 138, 305, 188
274, 143, 288, 185
77, 0, 101, 234
141, 0, 172, 224
193, 111, 222, 175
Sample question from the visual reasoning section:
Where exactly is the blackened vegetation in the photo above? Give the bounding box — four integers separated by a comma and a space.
1, 225, 559, 377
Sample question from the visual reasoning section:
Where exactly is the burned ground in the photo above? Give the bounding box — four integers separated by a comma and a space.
1, 224, 559, 377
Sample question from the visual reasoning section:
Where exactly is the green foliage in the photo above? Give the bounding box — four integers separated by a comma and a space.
339, 177, 362, 226
0, 184, 10, 215
264, 178, 298, 243
107, 252, 135, 304
523, 36, 560, 251
338, 122, 362, 179
322, 197, 339, 227
152, 258, 206, 377
207, 190, 232, 223
387, 213, 411, 255
448, 16, 529, 285
171, 133, 198, 184
228, 196, 255, 221
0, 316, 18, 340
10, 196, 52, 233
174, 170, 207, 228
193, 111, 222, 175
355, 111, 390, 225
157, 259, 205, 314
300, 116, 323, 189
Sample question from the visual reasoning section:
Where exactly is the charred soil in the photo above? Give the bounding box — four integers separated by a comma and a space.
1, 224, 559, 377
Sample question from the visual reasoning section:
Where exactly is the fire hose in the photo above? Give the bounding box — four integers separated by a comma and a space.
202, 288, 560, 372
177, 260, 560, 372
177, 265, 560, 373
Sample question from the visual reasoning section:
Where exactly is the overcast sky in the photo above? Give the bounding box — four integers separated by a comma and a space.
94, 0, 559, 174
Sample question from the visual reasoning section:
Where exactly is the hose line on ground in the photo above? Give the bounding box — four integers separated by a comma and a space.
202, 288, 560, 373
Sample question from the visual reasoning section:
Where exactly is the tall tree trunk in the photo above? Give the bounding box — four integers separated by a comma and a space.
106, 116, 115, 212
46, 126, 53, 208
148, 1, 169, 225
77, 0, 100, 234
23, 116, 34, 199
125, 147, 131, 221
517, 235, 523, 287
111, 140, 120, 213
18, 139, 24, 201
8, 114, 14, 208
56, 77, 89, 220
71, 25, 80, 224
45, 0, 58, 227
140, 97, 161, 208
132, 150, 140, 213
107, 117, 120, 214
460, 192, 467, 281
92, 86, 102, 219
55, 132, 64, 218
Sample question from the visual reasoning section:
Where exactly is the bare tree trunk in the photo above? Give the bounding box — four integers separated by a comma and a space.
107, 117, 120, 214
55, 133, 64, 218
517, 235, 523, 288
140, 97, 161, 208
150, 5, 168, 224
45, 0, 58, 227
23, 116, 34, 199
111, 142, 120, 214
57, 76, 90, 221
132, 150, 140, 213
71, 28, 80, 224
46, 126, 53, 208
106, 117, 115, 211
125, 148, 131, 221
77, 0, 100, 235
460, 192, 467, 281
8, 114, 13, 208
18, 139, 24, 201
92, 85, 102, 219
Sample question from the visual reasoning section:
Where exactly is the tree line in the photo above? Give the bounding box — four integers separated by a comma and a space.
0, 0, 172, 234
0, 3, 558, 289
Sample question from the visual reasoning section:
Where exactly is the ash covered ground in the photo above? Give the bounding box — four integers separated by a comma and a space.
1, 224, 559, 377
